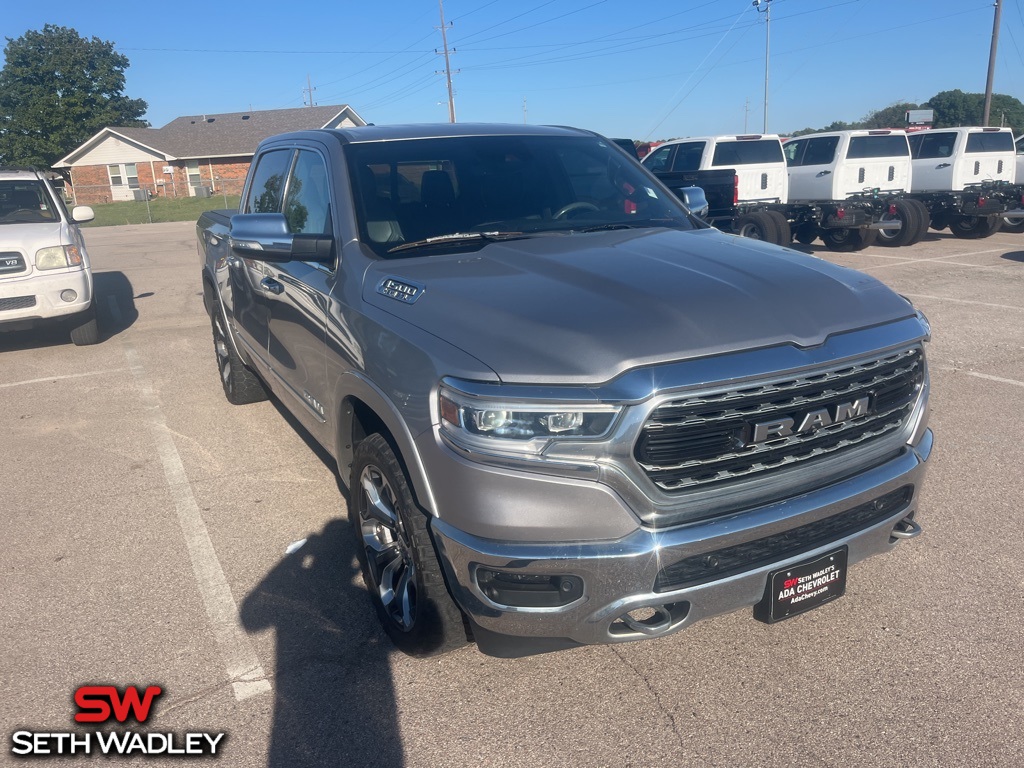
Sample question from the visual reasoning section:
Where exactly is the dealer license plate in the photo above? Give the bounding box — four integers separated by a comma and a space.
754, 547, 848, 623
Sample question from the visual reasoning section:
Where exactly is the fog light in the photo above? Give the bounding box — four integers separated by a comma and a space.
60, 289, 77, 302
476, 568, 584, 607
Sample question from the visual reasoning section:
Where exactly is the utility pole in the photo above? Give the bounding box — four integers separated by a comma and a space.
437, 0, 457, 123
523, 98, 528, 124
744, 98, 750, 133
983, 0, 1002, 126
753, 0, 772, 133
303, 75, 316, 107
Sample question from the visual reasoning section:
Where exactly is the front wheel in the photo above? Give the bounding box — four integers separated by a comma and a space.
765, 211, 792, 244
69, 302, 99, 346
949, 215, 1002, 239
820, 227, 877, 252
1000, 214, 1024, 234
733, 211, 780, 243
351, 434, 468, 657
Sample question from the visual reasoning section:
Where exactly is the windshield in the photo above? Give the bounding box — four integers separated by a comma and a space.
711, 139, 784, 166
846, 135, 910, 159
344, 135, 696, 257
0, 181, 58, 224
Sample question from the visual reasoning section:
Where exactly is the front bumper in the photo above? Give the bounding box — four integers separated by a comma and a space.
432, 429, 932, 657
0, 267, 92, 326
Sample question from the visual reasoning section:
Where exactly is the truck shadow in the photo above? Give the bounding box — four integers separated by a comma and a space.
1001, 251, 1024, 263
240, 518, 405, 768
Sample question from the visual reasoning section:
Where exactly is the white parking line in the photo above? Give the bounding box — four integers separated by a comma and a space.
123, 343, 271, 702
0, 369, 126, 389
900, 293, 1024, 311
933, 366, 1024, 389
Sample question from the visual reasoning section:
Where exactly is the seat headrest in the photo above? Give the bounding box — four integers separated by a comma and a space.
420, 170, 455, 206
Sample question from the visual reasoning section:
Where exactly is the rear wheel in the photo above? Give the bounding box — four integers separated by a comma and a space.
765, 211, 792, 244
905, 199, 930, 244
69, 302, 99, 346
210, 301, 268, 405
351, 434, 468, 657
876, 199, 921, 247
820, 227, 878, 252
949, 215, 1002, 239
793, 223, 818, 245
733, 211, 780, 243
929, 212, 949, 231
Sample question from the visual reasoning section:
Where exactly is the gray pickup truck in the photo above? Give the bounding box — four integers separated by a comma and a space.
198, 124, 932, 658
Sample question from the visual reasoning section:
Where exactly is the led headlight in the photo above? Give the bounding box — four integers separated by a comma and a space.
35, 245, 82, 270
438, 385, 620, 458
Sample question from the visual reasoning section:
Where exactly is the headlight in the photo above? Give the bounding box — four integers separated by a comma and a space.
438, 385, 620, 458
35, 245, 82, 270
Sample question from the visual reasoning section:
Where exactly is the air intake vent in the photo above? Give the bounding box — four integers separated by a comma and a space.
858, 168, 865, 184
888, 165, 895, 182
998, 160, 1004, 174
974, 161, 981, 175
761, 173, 768, 190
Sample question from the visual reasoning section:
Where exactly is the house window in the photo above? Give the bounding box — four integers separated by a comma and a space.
186, 160, 202, 188
125, 163, 139, 189
107, 163, 140, 188
107, 164, 123, 186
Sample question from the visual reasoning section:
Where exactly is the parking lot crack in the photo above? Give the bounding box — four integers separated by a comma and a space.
610, 645, 686, 749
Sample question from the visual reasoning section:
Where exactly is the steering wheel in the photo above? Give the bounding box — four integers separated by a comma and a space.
1, 209, 41, 223
552, 201, 599, 220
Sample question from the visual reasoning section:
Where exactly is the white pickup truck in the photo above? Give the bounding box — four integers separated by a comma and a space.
0, 168, 98, 345
644, 134, 893, 250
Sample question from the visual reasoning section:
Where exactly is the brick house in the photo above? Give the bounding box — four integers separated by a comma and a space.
54, 105, 365, 204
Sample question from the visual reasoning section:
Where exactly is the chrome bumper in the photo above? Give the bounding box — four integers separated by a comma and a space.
431, 430, 932, 657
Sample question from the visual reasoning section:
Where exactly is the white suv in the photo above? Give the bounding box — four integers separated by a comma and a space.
0, 168, 97, 345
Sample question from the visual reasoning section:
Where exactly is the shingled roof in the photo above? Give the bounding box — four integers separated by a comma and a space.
56, 105, 365, 166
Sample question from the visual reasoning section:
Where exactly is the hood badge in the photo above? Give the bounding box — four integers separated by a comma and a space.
377, 277, 425, 304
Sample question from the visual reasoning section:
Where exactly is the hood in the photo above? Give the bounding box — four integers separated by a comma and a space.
362, 228, 916, 384
0, 222, 67, 256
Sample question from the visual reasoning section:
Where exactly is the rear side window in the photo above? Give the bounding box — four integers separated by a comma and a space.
847, 135, 910, 159
965, 132, 1014, 153
802, 136, 840, 166
909, 132, 955, 159
711, 140, 783, 166
244, 149, 294, 213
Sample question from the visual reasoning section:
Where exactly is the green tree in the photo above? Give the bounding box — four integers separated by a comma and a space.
860, 102, 920, 129
924, 89, 1024, 135
0, 25, 148, 175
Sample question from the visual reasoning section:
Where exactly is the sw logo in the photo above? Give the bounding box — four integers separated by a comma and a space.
10, 685, 226, 758
74, 685, 163, 723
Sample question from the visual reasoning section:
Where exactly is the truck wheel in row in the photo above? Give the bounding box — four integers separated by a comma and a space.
734, 212, 780, 244
1000, 214, 1024, 234
820, 227, 878, 252
210, 301, 269, 405
765, 211, 792, 244
949, 215, 1002, 239
877, 199, 922, 248
69, 302, 99, 346
905, 199, 930, 244
351, 434, 469, 657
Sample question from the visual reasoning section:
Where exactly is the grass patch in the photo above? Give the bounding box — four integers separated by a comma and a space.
81, 195, 241, 227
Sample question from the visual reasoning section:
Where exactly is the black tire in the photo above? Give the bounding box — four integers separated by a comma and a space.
876, 199, 921, 248
1000, 214, 1024, 234
210, 301, 268, 405
765, 210, 792, 244
733, 211, 780, 242
69, 302, 99, 346
351, 434, 468, 657
793, 223, 818, 245
949, 215, 1002, 239
820, 227, 878, 252
905, 199, 931, 244
930, 213, 949, 231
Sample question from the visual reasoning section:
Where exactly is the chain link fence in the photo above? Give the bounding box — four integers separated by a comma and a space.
68, 178, 246, 225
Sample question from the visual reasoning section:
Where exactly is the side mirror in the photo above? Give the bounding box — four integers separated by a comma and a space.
228, 213, 333, 263
71, 206, 95, 223
673, 186, 709, 220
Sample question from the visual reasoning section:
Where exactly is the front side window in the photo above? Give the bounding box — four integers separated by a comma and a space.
909, 132, 955, 159
783, 140, 805, 166
671, 142, 705, 171
642, 145, 674, 172
244, 150, 294, 214
283, 150, 332, 236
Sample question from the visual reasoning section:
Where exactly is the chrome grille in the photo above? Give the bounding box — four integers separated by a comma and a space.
0, 295, 36, 312
635, 347, 923, 492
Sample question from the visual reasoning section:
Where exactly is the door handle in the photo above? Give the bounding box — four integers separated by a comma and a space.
227, 255, 243, 268
937, 163, 951, 169
260, 277, 285, 295
816, 170, 832, 177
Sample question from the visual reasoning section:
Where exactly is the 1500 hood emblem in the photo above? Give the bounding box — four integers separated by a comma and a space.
749, 397, 871, 445
377, 277, 425, 304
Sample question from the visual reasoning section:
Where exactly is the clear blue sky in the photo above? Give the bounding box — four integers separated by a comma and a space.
5, 0, 1020, 140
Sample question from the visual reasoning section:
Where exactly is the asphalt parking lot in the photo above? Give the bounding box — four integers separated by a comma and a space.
2, 220, 1022, 768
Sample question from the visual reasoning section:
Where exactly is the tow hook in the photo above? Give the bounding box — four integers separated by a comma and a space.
890, 515, 922, 541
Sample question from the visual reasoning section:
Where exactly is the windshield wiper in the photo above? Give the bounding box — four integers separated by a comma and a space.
577, 219, 677, 233
387, 231, 528, 254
